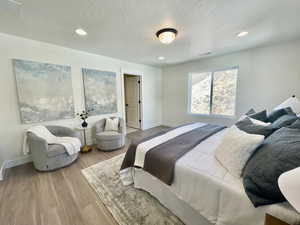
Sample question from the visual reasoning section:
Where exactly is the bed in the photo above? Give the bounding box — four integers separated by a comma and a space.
120, 122, 300, 225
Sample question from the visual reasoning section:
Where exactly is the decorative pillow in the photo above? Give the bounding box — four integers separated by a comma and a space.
245, 108, 256, 115
105, 118, 119, 131
236, 117, 275, 137
238, 115, 267, 125
249, 118, 271, 126
243, 127, 300, 207
237, 109, 269, 128
288, 119, 300, 129
267, 108, 289, 123
272, 114, 298, 129
284, 107, 297, 116
274, 97, 300, 115
248, 110, 268, 122
214, 125, 264, 178
238, 115, 271, 127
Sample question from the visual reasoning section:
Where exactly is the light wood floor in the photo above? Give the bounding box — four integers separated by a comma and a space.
0, 126, 169, 225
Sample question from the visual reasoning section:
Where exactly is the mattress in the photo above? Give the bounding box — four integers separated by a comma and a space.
133, 129, 300, 225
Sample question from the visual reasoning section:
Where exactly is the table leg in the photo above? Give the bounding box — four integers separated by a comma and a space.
83, 129, 87, 145
81, 129, 92, 153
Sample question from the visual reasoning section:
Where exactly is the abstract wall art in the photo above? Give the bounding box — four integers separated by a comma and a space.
82, 68, 117, 116
13, 59, 75, 124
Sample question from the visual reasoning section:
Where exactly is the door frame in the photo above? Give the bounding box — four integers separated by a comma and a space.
121, 69, 144, 130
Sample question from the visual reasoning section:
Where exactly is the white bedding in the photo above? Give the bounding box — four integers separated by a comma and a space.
169, 128, 265, 225
132, 128, 300, 225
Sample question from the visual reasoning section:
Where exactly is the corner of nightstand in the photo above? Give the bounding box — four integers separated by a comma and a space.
265, 214, 290, 225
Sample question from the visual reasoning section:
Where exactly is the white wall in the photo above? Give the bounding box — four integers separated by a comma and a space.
162, 39, 300, 127
0, 33, 162, 166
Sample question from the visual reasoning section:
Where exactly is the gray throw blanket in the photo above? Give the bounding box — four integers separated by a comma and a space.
243, 127, 300, 207
121, 123, 225, 185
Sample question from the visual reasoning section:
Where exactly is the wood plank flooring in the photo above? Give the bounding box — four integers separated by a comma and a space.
0, 126, 169, 225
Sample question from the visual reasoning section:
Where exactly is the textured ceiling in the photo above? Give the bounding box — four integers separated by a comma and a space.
1, 0, 300, 66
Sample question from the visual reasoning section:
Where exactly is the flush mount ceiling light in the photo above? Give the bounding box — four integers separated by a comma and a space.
156, 28, 178, 44
158, 56, 165, 60
8, 0, 22, 5
75, 28, 88, 36
200, 51, 212, 56
236, 31, 249, 37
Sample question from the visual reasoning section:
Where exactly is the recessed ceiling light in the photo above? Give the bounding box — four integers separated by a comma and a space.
156, 28, 178, 44
158, 56, 165, 60
236, 31, 249, 37
75, 28, 88, 36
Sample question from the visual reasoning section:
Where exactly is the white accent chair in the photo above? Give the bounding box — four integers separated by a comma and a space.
27, 126, 80, 171
94, 117, 125, 151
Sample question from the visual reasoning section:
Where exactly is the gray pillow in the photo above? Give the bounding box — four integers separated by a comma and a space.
284, 107, 296, 116
272, 114, 298, 129
243, 127, 300, 207
268, 108, 289, 123
248, 110, 268, 122
236, 117, 275, 137
245, 109, 256, 115
288, 119, 300, 129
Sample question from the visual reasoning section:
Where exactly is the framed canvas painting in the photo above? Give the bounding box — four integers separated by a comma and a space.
13, 59, 75, 124
82, 68, 118, 115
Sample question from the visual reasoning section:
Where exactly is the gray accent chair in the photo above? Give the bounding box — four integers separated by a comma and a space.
94, 117, 125, 151
27, 125, 81, 171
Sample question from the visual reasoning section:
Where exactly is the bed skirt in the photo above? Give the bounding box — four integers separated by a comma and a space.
134, 168, 213, 225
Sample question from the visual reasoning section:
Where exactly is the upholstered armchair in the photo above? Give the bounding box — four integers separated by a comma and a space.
94, 117, 125, 151
27, 125, 81, 171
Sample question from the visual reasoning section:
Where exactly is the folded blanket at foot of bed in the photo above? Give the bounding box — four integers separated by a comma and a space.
120, 122, 225, 185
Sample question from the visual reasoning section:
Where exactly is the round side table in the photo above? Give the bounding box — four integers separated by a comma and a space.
75, 126, 92, 153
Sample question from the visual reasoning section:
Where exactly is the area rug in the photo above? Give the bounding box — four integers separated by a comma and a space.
81, 154, 184, 225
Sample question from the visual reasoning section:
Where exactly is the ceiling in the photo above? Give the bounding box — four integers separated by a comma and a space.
1, 0, 300, 67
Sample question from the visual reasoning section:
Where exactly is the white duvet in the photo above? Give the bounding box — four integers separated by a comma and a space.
165, 129, 299, 225
131, 127, 300, 225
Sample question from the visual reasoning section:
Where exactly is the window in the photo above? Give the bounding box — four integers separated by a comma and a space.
188, 68, 238, 116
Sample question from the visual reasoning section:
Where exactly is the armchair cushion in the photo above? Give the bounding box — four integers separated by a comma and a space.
47, 125, 79, 139
47, 144, 67, 157
96, 131, 122, 141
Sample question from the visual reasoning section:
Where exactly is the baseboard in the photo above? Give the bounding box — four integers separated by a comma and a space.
142, 122, 164, 130
0, 161, 6, 181
0, 156, 32, 181
4, 155, 32, 169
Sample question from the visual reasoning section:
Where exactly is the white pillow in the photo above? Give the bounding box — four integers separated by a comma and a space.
238, 115, 271, 126
214, 125, 264, 178
274, 97, 300, 115
105, 118, 119, 131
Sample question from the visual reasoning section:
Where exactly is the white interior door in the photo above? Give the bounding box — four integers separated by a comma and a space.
125, 75, 140, 128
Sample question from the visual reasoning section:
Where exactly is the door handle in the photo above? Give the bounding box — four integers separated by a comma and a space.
126, 104, 129, 107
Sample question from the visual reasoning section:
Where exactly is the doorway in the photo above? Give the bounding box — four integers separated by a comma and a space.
123, 74, 142, 132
